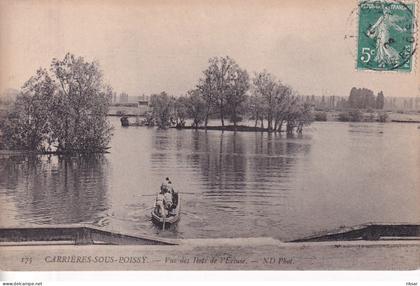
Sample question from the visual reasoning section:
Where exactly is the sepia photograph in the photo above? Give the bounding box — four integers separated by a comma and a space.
0, 0, 419, 274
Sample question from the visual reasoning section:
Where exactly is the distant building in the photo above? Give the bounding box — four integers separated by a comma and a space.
138, 95, 150, 114
137, 94, 149, 105
109, 93, 150, 116
119, 93, 129, 103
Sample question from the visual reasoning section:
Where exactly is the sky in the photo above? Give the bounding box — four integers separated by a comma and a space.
0, 0, 419, 98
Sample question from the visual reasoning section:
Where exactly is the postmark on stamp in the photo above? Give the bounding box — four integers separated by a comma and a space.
357, 0, 417, 71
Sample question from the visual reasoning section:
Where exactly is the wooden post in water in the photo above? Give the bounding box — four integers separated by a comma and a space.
162, 212, 166, 231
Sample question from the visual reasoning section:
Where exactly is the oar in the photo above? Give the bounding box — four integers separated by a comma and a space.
181, 211, 200, 220
162, 211, 166, 230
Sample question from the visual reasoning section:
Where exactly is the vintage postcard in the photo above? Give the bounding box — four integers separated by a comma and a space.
0, 0, 419, 272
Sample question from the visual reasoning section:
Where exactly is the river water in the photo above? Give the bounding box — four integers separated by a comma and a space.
0, 118, 419, 241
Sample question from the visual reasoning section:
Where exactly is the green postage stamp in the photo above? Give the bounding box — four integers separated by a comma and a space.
357, 0, 417, 71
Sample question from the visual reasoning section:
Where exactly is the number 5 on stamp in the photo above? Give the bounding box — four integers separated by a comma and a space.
357, 0, 416, 71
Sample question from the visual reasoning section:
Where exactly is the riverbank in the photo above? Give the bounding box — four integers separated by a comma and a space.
314, 110, 420, 123
391, 119, 420, 123
173, 125, 269, 132
0, 149, 110, 157
114, 110, 420, 130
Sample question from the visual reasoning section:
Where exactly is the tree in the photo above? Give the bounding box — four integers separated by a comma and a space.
197, 74, 216, 128
377, 111, 388, 122
225, 66, 249, 129
2, 69, 54, 151
314, 111, 328, 121
185, 89, 207, 128
49, 53, 112, 153
149, 92, 174, 129
198, 56, 248, 127
348, 87, 376, 109
284, 96, 303, 134
273, 84, 293, 132
338, 110, 363, 122
252, 71, 277, 131
376, 91, 385, 109
295, 103, 314, 133
174, 96, 189, 127
2, 54, 113, 153
247, 95, 265, 128
252, 72, 295, 132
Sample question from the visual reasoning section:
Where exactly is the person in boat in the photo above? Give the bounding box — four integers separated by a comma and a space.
166, 179, 178, 211
165, 178, 177, 195
156, 178, 175, 217
164, 187, 173, 210
155, 188, 167, 217
161, 177, 171, 192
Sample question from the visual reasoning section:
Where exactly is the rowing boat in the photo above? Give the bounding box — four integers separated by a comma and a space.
151, 192, 181, 227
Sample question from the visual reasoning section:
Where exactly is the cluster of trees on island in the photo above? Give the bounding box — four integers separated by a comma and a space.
348, 88, 384, 110
342, 88, 387, 122
0, 54, 312, 153
147, 56, 313, 133
0, 52, 395, 154
312, 87, 387, 123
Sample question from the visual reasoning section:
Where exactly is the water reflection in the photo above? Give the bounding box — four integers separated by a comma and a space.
0, 120, 418, 240
146, 129, 313, 238
0, 154, 109, 225
187, 131, 248, 191
251, 132, 311, 190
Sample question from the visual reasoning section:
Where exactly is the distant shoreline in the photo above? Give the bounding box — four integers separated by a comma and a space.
113, 110, 420, 128
0, 149, 109, 156
172, 125, 270, 132
390, 120, 420, 123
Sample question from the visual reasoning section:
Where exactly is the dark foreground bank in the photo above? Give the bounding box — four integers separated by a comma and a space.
0, 223, 419, 270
